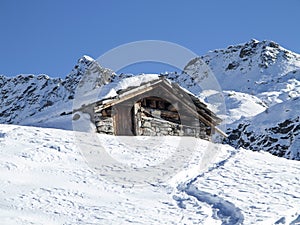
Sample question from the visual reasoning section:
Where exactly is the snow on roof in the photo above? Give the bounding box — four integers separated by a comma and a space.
97, 73, 206, 102
73, 74, 163, 109
98, 74, 162, 100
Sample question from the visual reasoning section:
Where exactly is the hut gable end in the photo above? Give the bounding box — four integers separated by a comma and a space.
93, 77, 224, 140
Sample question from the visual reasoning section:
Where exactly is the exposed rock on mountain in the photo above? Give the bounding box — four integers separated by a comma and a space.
0, 55, 115, 128
226, 97, 300, 160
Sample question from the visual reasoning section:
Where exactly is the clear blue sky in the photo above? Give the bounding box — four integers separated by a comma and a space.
1, 0, 300, 78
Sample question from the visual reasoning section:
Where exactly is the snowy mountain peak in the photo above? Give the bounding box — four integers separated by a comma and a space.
64, 54, 95, 83
80, 54, 95, 63
205, 39, 300, 71
187, 39, 300, 105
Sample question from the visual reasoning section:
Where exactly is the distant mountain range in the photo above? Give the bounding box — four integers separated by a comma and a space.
1, 39, 299, 160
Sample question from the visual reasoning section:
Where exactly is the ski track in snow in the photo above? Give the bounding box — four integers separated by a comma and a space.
173, 145, 300, 225
184, 186, 244, 225
188, 150, 300, 225
175, 149, 244, 225
1, 124, 300, 224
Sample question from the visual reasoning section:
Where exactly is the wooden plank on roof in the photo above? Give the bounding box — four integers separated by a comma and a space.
96, 80, 164, 111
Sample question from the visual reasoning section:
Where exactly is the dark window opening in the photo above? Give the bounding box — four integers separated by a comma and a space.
137, 97, 181, 124
101, 107, 112, 117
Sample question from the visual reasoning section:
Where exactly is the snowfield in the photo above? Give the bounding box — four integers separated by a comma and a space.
0, 124, 299, 225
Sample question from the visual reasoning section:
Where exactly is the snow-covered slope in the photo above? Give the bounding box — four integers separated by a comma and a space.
199, 90, 268, 125
0, 124, 299, 224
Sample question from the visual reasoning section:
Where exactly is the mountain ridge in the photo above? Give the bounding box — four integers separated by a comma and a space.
0, 39, 299, 160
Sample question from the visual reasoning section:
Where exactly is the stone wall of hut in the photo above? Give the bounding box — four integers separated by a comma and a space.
94, 110, 211, 140
138, 116, 211, 140
95, 116, 114, 135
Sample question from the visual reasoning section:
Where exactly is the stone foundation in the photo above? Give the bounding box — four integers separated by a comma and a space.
95, 117, 114, 135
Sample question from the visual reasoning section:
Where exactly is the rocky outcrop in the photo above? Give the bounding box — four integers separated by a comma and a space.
226, 98, 300, 160
0, 56, 112, 126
